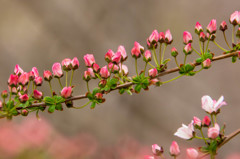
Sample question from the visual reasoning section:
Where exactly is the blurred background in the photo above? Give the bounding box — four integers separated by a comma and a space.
0, 0, 240, 158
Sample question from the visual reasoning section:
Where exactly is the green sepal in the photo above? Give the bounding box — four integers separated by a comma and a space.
135, 84, 142, 93
203, 52, 213, 60
90, 102, 96, 109
55, 103, 63, 111
44, 96, 55, 105
163, 58, 171, 65
48, 105, 55, 113
195, 57, 203, 64
232, 56, 237, 63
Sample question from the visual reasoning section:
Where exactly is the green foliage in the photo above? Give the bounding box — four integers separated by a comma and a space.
195, 51, 213, 64
132, 73, 150, 93
86, 88, 104, 109
43, 96, 65, 113
179, 64, 196, 76
101, 78, 118, 92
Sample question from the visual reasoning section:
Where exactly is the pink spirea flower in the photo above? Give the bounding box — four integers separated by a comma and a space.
201, 95, 227, 114
14, 64, 24, 76
52, 63, 63, 78
208, 123, 220, 139
186, 148, 199, 159
174, 121, 194, 139
207, 19, 217, 34
83, 54, 96, 67
183, 31, 192, 44
61, 87, 72, 98
170, 141, 180, 156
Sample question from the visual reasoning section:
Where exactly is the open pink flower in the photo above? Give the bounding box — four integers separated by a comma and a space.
183, 31, 192, 44
208, 123, 220, 139
207, 19, 217, 34
52, 63, 63, 78
174, 121, 194, 139
201, 95, 227, 114
186, 148, 199, 159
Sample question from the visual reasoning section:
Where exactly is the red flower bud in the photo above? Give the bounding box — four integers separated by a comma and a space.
148, 68, 158, 78
219, 21, 228, 32
165, 29, 173, 44
21, 109, 29, 116
119, 64, 128, 76
158, 32, 165, 43
143, 50, 152, 62
202, 58, 211, 69
95, 93, 103, 100
131, 41, 144, 58
152, 144, 163, 156
112, 51, 122, 64
28, 71, 35, 81
147, 30, 159, 46
83, 71, 91, 81
18, 72, 29, 86
32, 67, 39, 78
1, 90, 8, 98
202, 116, 211, 127
229, 11, 240, 26
199, 32, 207, 42
88, 68, 96, 79
105, 49, 115, 63
183, 43, 192, 55
195, 22, 203, 35
208, 123, 220, 139
93, 63, 100, 73
171, 47, 178, 57
117, 45, 127, 61
170, 141, 180, 156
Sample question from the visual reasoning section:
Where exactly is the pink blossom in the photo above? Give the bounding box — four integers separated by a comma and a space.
61, 58, 72, 71
117, 45, 127, 61
207, 19, 217, 34
202, 58, 211, 69
193, 116, 201, 127
183, 31, 192, 44
92, 63, 100, 73
61, 87, 72, 98
14, 64, 24, 76
19, 94, 29, 103
105, 49, 115, 63
186, 148, 199, 159
83, 71, 91, 81
144, 50, 152, 62
148, 68, 158, 78
1, 90, 8, 98
108, 63, 119, 73
100, 66, 110, 79
34, 76, 43, 86
202, 116, 211, 127
174, 121, 194, 139
220, 21, 228, 32
88, 68, 96, 78
230, 11, 240, 25
165, 29, 173, 44
18, 72, 29, 86
159, 32, 165, 43
119, 64, 129, 76
71, 57, 79, 70
0, 100, 2, 108
199, 32, 206, 42
33, 89, 43, 100
32, 67, 39, 77
52, 63, 63, 78
21, 109, 29, 116
28, 71, 35, 81
170, 141, 180, 156
171, 47, 178, 57
195, 22, 203, 34
152, 144, 163, 156
43, 70, 53, 81
144, 155, 155, 159
208, 123, 220, 139
183, 43, 192, 55
95, 93, 103, 100
8, 74, 18, 87
8, 86, 17, 94
150, 79, 161, 86
131, 41, 144, 58
147, 30, 159, 44
201, 95, 227, 114
112, 51, 122, 64
83, 54, 96, 67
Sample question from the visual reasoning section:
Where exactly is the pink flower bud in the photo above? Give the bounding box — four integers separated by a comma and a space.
105, 49, 115, 63
183, 31, 192, 44
14, 64, 24, 76
33, 89, 43, 100
159, 32, 165, 43
28, 71, 35, 81
186, 148, 199, 159
208, 123, 220, 139
71, 57, 79, 70
131, 41, 144, 58
18, 72, 29, 86
202, 58, 211, 69
93, 63, 100, 73
43, 70, 53, 81
21, 109, 29, 116
219, 21, 228, 32
8, 74, 18, 87
19, 94, 29, 103
144, 155, 154, 159
148, 68, 158, 78
8, 86, 17, 94
229, 11, 240, 26
144, 50, 152, 62
206, 33, 216, 41
195, 22, 203, 35
183, 43, 192, 55
61, 86, 72, 98
32, 67, 39, 78
34, 76, 43, 86
207, 19, 217, 34
83, 54, 96, 67
108, 63, 119, 73
199, 32, 206, 42
1, 90, 8, 98
52, 63, 63, 78
170, 141, 180, 156
83, 70, 91, 81
119, 64, 128, 76
152, 144, 163, 156
99, 79, 107, 88
88, 68, 96, 78
147, 30, 159, 45
165, 29, 173, 44
95, 93, 103, 99
0, 101, 2, 108
117, 45, 127, 61
61, 58, 72, 71
112, 51, 122, 64
202, 116, 211, 127
193, 116, 201, 127
150, 78, 161, 86
171, 47, 178, 57
100, 66, 110, 79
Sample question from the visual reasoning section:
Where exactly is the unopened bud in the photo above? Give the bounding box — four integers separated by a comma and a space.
152, 144, 164, 156
202, 116, 211, 127
99, 79, 107, 88
21, 109, 29, 116
219, 21, 228, 32
1, 90, 8, 99
202, 58, 211, 69
171, 47, 178, 57
199, 32, 207, 42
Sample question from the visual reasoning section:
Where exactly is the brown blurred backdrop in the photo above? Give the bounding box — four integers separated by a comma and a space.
0, 0, 240, 158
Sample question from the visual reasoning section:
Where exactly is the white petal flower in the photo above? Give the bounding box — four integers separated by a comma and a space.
174, 121, 194, 140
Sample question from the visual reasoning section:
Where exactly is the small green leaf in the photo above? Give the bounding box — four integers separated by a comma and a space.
126, 90, 132, 95
48, 105, 55, 113
196, 58, 203, 64
163, 58, 171, 64
90, 102, 96, 109
92, 88, 100, 95
55, 103, 63, 110
119, 88, 125, 94
185, 64, 195, 72
232, 56, 237, 63
135, 84, 142, 93
54, 96, 65, 103
44, 96, 55, 105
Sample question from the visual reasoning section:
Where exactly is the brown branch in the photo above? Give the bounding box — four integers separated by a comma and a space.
17, 51, 239, 110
